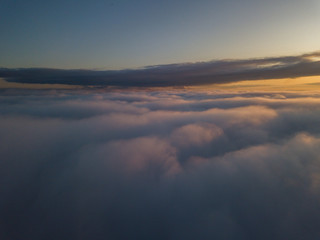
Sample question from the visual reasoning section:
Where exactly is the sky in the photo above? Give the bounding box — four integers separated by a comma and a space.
2, 1, 320, 239
1, 0, 320, 69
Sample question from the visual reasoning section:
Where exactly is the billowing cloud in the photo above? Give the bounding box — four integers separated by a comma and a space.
1, 88, 320, 239
170, 123, 223, 148
1, 51, 320, 87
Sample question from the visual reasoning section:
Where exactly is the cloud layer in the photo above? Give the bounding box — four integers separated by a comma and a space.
1, 88, 320, 239
1, 51, 320, 87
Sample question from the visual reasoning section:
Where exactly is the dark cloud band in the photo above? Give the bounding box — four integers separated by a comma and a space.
1, 51, 320, 87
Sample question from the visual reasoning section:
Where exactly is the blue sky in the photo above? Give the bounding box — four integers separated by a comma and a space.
1, 0, 319, 69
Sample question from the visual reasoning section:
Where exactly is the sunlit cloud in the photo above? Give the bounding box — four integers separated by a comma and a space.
2, 88, 320, 239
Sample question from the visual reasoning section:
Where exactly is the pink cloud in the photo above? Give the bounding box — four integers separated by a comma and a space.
170, 123, 223, 148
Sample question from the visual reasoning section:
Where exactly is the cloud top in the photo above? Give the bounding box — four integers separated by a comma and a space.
1, 88, 320, 239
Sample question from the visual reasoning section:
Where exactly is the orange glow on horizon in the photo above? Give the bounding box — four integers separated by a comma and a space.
197, 76, 320, 92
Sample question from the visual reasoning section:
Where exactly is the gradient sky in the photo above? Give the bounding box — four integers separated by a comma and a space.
1, 0, 320, 69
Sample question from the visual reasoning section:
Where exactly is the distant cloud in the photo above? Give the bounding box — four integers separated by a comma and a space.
1, 51, 320, 87
2, 88, 320, 239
